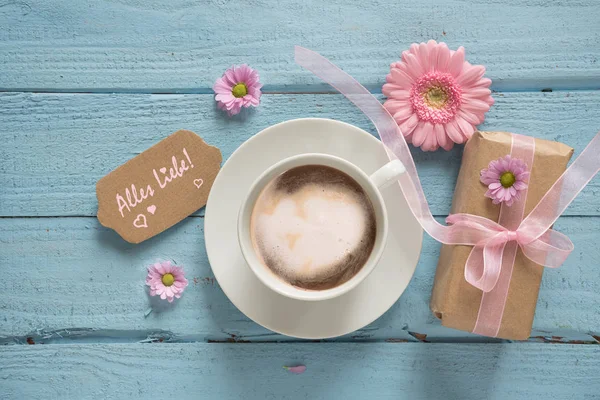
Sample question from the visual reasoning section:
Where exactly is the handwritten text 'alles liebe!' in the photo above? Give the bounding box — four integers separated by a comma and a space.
115, 147, 202, 218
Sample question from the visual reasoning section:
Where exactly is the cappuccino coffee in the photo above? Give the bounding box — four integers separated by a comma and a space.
249, 165, 377, 290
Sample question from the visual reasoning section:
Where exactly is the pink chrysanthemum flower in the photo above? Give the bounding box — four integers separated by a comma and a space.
213, 64, 262, 116
480, 155, 529, 206
146, 261, 189, 303
383, 40, 495, 151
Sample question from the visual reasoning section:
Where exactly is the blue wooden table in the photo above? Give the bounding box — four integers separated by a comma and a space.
1, 1, 599, 399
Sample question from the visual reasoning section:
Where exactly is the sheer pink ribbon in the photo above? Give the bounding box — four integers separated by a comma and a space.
295, 46, 600, 336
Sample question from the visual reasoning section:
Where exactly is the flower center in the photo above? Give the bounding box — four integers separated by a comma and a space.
162, 273, 175, 287
410, 72, 462, 124
232, 83, 247, 98
500, 172, 516, 188
424, 86, 449, 109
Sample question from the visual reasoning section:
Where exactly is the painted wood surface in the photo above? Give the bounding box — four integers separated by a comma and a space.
2, 0, 600, 398
1, 216, 598, 342
0, 0, 599, 91
1, 343, 599, 400
2, 91, 600, 217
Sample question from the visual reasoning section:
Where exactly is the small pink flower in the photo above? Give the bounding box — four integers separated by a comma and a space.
383, 40, 495, 151
480, 155, 530, 206
146, 261, 189, 303
213, 64, 262, 116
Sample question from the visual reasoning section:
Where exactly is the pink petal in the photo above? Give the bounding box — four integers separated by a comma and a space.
404, 53, 425, 80
155, 263, 165, 275
233, 65, 250, 83
458, 110, 482, 125
399, 113, 419, 137
513, 181, 528, 190
393, 106, 414, 122
382, 82, 405, 94
422, 128, 438, 151
389, 89, 411, 100
457, 64, 486, 87
247, 87, 262, 99
384, 100, 410, 117
446, 120, 464, 144
435, 42, 450, 71
434, 123, 451, 151
224, 68, 237, 86
389, 68, 414, 87
162, 261, 174, 273
463, 88, 492, 100
215, 93, 235, 102
284, 365, 307, 374
224, 98, 240, 110
228, 103, 242, 116
413, 121, 433, 148
244, 96, 260, 107
173, 280, 184, 288
488, 182, 502, 190
482, 167, 500, 179
428, 42, 439, 73
455, 117, 475, 140
382, 82, 397, 96
447, 46, 465, 78
401, 44, 419, 63
213, 79, 232, 94
472, 77, 493, 89
418, 42, 432, 73
481, 176, 497, 186
461, 99, 492, 115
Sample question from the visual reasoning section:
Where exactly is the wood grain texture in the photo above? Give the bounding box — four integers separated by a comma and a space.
0, 0, 599, 91
2, 91, 600, 217
1, 343, 599, 400
1, 216, 598, 341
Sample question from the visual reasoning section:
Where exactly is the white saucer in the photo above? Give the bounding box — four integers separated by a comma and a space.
205, 118, 423, 339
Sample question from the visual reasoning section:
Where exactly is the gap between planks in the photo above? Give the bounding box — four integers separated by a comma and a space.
2, 328, 598, 346
1, 84, 600, 95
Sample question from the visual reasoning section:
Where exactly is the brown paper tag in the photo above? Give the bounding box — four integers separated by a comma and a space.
96, 130, 222, 243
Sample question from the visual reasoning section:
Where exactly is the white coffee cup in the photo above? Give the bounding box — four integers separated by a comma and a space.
238, 153, 406, 301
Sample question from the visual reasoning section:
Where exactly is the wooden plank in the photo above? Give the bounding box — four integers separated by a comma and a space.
1, 216, 598, 341
0, 0, 599, 91
1, 91, 600, 217
1, 343, 598, 399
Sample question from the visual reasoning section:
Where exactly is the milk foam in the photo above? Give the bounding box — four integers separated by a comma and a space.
253, 185, 366, 279
250, 165, 377, 290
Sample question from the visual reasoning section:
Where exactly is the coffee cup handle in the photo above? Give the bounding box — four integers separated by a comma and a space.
369, 159, 406, 189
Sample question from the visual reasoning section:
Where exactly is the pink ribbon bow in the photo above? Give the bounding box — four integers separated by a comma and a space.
295, 45, 600, 337
445, 213, 573, 293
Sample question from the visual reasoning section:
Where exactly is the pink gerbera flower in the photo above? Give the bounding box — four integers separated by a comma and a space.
213, 64, 262, 116
480, 155, 530, 206
146, 261, 189, 303
383, 40, 494, 151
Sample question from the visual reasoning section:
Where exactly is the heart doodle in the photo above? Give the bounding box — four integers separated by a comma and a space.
193, 178, 204, 189
133, 214, 148, 228
147, 205, 157, 215
160, 167, 167, 174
